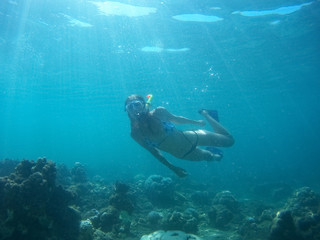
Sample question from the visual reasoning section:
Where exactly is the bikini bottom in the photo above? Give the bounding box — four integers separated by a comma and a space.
181, 131, 198, 159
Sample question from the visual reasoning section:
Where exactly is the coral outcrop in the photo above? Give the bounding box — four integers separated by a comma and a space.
0, 158, 80, 240
2, 159, 319, 240
269, 187, 320, 240
140, 230, 202, 240
144, 175, 174, 206
208, 190, 239, 228
163, 209, 200, 234
71, 162, 88, 183
109, 181, 135, 214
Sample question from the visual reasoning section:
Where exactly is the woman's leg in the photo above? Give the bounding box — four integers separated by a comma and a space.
199, 110, 232, 136
182, 147, 222, 161
181, 131, 223, 161
179, 111, 233, 161
195, 110, 234, 147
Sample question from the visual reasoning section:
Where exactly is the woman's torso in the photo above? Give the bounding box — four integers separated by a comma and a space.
134, 112, 195, 158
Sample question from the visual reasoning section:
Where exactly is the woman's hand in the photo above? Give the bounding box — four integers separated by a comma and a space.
172, 166, 188, 178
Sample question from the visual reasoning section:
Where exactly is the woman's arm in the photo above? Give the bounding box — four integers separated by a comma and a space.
147, 147, 188, 178
153, 107, 205, 126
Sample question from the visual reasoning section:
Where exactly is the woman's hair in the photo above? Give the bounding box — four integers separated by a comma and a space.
125, 94, 145, 110
125, 94, 156, 132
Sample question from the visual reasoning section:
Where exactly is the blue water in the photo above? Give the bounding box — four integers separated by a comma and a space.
1, 0, 319, 193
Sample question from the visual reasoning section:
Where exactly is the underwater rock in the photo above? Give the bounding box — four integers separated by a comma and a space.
83, 208, 99, 219
184, 208, 199, 219
0, 158, 80, 240
164, 210, 199, 234
15, 159, 34, 178
144, 175, 174, 205
114, 181, 130, 194
83, 209, 100, 227
99, 206, 120, 232
91, 206, 131, 237
213, 190, 238, 212
269, 187, 320, 240
289, 187, 320, 210
269, 210, 301, 240
109, 181, 134, 213
56, 163, 72, 186
207, 190, 238, 229
166, 211, 185, 229
259, 209, 275, 222
114, 211, 131, 235
238, 217, 259, 239
208, 205, 234, 228
71, 162, 88, 183
74, 180, 111, 212
80, 220, 94, 240
239, 219, 270, 240
296, 211, 320, 231
93, 229, 113, 240
140, 230, 202, 240
147, 211, 163, 225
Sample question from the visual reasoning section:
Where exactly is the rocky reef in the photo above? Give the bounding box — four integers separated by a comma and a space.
109, 181, 135, 214
140, 230, 202, 240
0, 158, 80, 240
1, 158, 319, 240
208, 190, 239, 228
269, 187, 320, 240
144, 175, 174, 206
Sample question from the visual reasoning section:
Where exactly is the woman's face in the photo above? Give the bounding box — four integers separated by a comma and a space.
126, 100, 146, 117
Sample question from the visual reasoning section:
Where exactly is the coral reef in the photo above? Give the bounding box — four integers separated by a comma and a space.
2, 158, 320, 240
71, 162, 88, 183
109, 181, 135, 214
163, 209, 200, 234
208, 190, 239, 228
147, 211, 163, 225
213, 190, 239, 212
56, 163, 72, 186
270, 210, 300, 240
0, 158, 80, 240
144, 175, 174, 206
208, 205, 234, 228
140, 230, 202, 240
79, 220, 94, 240
99, 206, 120, 232
269, 187, 320, 240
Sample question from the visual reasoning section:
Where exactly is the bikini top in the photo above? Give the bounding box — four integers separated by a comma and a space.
144, 121, 176, 148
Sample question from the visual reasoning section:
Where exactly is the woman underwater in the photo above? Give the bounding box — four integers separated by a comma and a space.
125, 94, 234, 177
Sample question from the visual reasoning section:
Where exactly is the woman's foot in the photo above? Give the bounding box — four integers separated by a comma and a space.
198, 109, 208, 116
198, 109, 219, 122
205, 146, 224, 161
212, 153, 223, 161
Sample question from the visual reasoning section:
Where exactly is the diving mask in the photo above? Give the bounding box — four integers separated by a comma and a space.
125, 100, 146, 115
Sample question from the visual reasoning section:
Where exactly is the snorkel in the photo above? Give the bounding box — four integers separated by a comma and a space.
146, 94, 153, 110
125, 94, 151, 119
